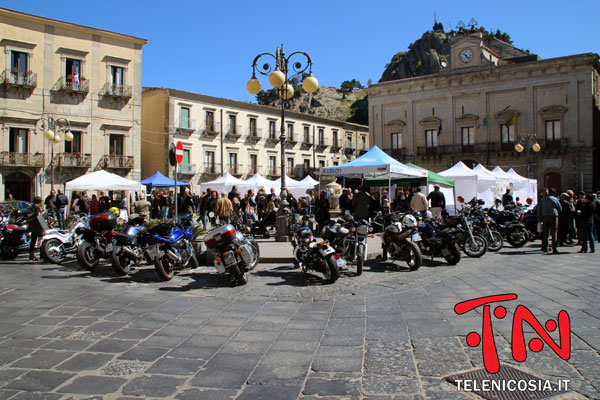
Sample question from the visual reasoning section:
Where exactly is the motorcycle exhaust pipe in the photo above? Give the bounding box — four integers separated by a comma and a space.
165, 249, 181, 264
121, 246, 138, 259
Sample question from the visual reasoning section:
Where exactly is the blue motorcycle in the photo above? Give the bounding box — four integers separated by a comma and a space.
149, 219, 198, 281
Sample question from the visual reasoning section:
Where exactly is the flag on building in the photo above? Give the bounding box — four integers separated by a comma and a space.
507, 115, 517, 126
477, 117, 488, 129
437, 122, 442, 136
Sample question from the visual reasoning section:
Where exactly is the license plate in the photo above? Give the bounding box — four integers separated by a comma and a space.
320, 247, 335, 256
411, 233, 422, 242
336, 257, 346, 267
147, 245, 159, 259
213, 258, 226, 273
104, 243, 113, 253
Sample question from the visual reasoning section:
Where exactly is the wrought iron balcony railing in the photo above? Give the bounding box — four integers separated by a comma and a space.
203, 163, 221, 175
264, 166, 281, 178
100, 82, 132, 98
202, 121, 220, 136
101, 155, 134, 169
174, 118, 195, 133
52, 76, 89, 93
55, 153, 91, 168
178, 163, 197, 175
1, 70, 37, 88
0, 152, 44, 167
247, 128, 262, 142
247, 165, 262, 175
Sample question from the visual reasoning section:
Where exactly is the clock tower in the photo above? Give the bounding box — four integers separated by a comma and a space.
449, 30, 485, 69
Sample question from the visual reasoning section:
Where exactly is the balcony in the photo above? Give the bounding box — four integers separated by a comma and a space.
301, 136, 313, 150
225, 125, 242, 140
52, 76, 89, 94
247, 128, 262, 144
101, 155, 134, 169
55, 153, 91, 169
100, 82, 132, 98
247, 165, 262, 175
174, 119, 195, 134
178, 163, 197, 175
417, 146, 439, 156
0, 152, 44, 168
344, 142, 355, 155
266, 133, 279, 144
539, 137, 568, 151
264, 166, 281, 179
226, 166, 243, 177
386, 147, 406, 159
461, 144, 474, 153
331, 138, 342, 151
1, 70, 37, 88
202, 121, 220, 137
202, 163, 221, 178
285, 135, 297, 148
359, 142, 369, 154
315, 138, 329, 152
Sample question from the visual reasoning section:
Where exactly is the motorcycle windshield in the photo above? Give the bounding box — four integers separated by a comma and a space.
169, 227, 184, 242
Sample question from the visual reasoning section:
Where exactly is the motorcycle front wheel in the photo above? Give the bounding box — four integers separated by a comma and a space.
154, 254, 175, 281
443, 243, 461, 265
41, 238, 66, 264
110, 246, 133, 276
229, 266, 249, 286
403, 241, 422, 271
0, 239, 19, 260
507, 227, 528, 248
487, 231, 503, 252
248, 242, 260, 270
323, 255, 340, 283
356, 243, 365, 276
462, 234, 487, 258
76, 241, 99, 271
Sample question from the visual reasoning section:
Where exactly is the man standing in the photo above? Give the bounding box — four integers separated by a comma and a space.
44, 190, 56, 218
537, 188, 562, 254
133, 192, 152, 222
55, 189, 68, 230
427, 185, 446, 220
352, 185, 371, 221
410, 187, 428, 217
577, 194, 596, 253
98, 191, 111, 213
228, 186, 239, 201
502, 188, 514, 207
215, 192, 233, 224
178, 188, 194, 221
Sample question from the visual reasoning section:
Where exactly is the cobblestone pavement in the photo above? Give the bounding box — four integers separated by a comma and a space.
0, 243, 598, 399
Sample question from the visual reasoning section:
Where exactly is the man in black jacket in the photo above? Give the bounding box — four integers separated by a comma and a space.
427, 185, 446, 220
55, 189, 68, 230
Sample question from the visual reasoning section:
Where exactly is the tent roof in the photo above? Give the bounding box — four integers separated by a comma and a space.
366, 163, 455, 187
492, 166, 513, 180
140, 171, 189, 187
66, 170, 143, 191
439, 161, 478, 178
244, 174, 277, 188
300, 175, 319, 187
320, 145, 426, 179
273, 175, 307, 188
472, 164, 500, 181
406, 163, 455, 186
506, 168, 529, 182
202, 173, 247, 187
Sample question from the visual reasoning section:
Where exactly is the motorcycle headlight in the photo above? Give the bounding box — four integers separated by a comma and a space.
356, 225, 368, 236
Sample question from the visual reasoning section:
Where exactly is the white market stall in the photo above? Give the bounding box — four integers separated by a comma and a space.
199, 173, 248, 195
241, 173, 277, 193
273, 175, 311, 198
65, 170, 143, 192
473, 164, 504, 202
300, 175, 320, 189
439, 162, 496, 208
506, 168, 538, 206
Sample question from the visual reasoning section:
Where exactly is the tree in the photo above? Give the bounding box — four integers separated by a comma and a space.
339, 79, 363, 99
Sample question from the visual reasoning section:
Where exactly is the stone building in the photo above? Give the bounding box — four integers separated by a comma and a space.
0, 7, 146, 201
367, 30, 600, 193
141, 88, 369, 187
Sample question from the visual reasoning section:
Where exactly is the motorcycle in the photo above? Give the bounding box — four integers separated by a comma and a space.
380, 212, 423, 270
150, 218, 199, 281
40, 214, 88, 264
110, 215, 152, 276
205, 221, 259, 286
416, 219, 462, 265
76, 212, 118, 271
467, 202, 503, 252
321, 212, 370, 276
444, 206, 488, 258
291, 222, 343, 284
487, 208, 529, 247
0, 210, 30, 260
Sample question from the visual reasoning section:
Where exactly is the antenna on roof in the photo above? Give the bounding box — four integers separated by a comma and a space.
456, 20, 465, 30
434, 12, 437, 24
468, 18, 478, 29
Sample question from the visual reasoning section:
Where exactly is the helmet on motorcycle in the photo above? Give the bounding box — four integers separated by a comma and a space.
402, 214, 417, 228
108, 207, 120, 217
298, 226, 312, 239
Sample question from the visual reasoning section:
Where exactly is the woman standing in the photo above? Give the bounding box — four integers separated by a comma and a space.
244, 190, 256, 222
26, 196, 43, 261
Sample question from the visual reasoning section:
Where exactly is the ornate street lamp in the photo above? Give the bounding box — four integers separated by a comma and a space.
36, 114, 72, 191
514, 133, 541, 178
247, 44, 318, 241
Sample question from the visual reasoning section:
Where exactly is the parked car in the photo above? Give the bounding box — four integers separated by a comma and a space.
1, 200, 32, 213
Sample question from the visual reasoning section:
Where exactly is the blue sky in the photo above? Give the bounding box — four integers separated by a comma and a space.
4, 0, 598, 103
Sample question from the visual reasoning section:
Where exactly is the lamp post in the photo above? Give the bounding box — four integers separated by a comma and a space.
514, 133, 541, 178
247, 44, 318, 241
36, 114, 72, 191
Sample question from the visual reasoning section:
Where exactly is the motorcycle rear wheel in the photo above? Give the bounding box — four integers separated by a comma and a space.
41, 238, 66, 264
154, 255, 175, 281
443, 243, 461, 265
462, 234, 487, 258
323, 255, 340, 283
403, 241, 422, 271
356, 243, 365, 276
507, 228, 528, 248
487, 231, 503, 252
229, 267, 249, 286
110, 246, 133, 276
248, 242, 260, 270
0, 240, 19, 260
76, 241, 99, 271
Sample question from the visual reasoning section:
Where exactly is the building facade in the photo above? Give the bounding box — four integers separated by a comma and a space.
0, 7, 146, 201
141, 88, 369, 188
368, 31, 600, 193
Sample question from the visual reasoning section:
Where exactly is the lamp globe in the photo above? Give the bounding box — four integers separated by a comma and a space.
246, 78, 262, 95
302, 75, 319, 93
269, 69, 285, 88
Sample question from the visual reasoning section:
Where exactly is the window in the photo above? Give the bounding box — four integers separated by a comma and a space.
332, 130, 338, 147
65, 58, 82, 89
249, 118, 257, 135
545, 120, 561, 140
319, 160, 325, 168
287, 157, 294, 173
109, 134, 124, 156
205, 151, 215, 172
425, 129, 437, 148
304, 126, 310, 143
205, 111, 214, 130
461, 127, 475, 145
9, 128, 28, 153
228, 115, 237, 134
500, 123, 515, 143
10, 51, 28, 82
250, 154, 258, 173
287, 123, 294, 140
333, 161, 339, 166
111, 66, 123, 87
347, 132, 353, 147
228, 153, 237, 173
65, 131, 82, 153
180, 107, 190, 129
361, 135, 367, 150
268, 155, 276, 174
318, 128, 324, 145
181, 149, 191, 173
391, 133, 402, 149
269, 121, 276, 138
303, 159, 310, 175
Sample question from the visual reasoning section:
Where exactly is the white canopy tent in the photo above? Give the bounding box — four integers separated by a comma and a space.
242, 174, 277, 192
439, 162, 496, 208
473, 164, 505, 200
65, 170, 143, 192
300, 175, 319, 188
273, 175, 311, 198
507, 168, 538, 206
199, 173, 248, 195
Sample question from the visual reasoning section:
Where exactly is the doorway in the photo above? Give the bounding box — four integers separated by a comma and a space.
4, 172, 32, 201
544, 172, 561, 193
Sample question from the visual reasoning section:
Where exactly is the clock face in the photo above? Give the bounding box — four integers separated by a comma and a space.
459, 48, 473, 64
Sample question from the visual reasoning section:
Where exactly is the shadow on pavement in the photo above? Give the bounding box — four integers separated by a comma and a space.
158, 271, 231, 292
258, 265, 332, 287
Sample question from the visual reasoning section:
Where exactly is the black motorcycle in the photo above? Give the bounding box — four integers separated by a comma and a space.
0, 210, 30, 260
443, 207, 488, 258
380, 212, 422, 270
110, 215, 152, 276
321, 212, 370, 276
291, 222, 343, 284
76, 212, 118, 271
416, 219, 462, 265
487, 208, 529, 247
